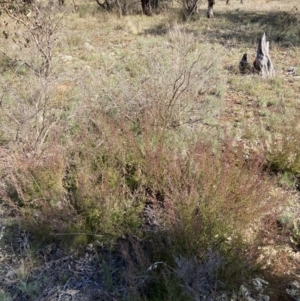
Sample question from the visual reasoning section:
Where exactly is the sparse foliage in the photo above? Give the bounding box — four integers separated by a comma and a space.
182, 0, 201, 17
1, 1, 64, 77
104, 26, 223, 130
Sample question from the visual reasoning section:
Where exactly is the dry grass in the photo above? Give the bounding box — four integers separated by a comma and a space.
0, 0, 300, 300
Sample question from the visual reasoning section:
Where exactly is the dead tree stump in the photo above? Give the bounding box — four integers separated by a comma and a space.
253, 33, 275, 78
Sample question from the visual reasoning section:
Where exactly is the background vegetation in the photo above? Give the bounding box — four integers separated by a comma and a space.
0, 0, 299, 300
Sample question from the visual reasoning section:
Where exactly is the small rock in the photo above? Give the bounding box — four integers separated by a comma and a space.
252, 277, 269, 292
287, 67, 297, 76
286, 281, 300, 301
83, 65, 91, 70
240, 285, 255, 301
84, 42, 95, 51
59, 55, 73, 62
258, 294, 270, 301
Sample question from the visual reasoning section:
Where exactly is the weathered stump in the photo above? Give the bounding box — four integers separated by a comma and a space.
253, 33, 275, 78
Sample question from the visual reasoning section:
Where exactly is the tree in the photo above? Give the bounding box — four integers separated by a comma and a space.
207, 0, 215, 18
208, 0, 243, 18
1, 1, 63, 77
141, 0, 153, 15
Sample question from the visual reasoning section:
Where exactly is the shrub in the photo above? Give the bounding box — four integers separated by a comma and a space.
265, 115, 300, 179
117, 140, 281, 300
102, 25, 224, 131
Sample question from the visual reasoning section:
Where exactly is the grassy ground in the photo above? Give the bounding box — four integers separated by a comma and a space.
0, 0, 300, 300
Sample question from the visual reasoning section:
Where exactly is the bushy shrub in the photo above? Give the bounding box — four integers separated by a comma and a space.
116, 139, 281, 300
265, 115, 300, 179
102, 25, 224, 131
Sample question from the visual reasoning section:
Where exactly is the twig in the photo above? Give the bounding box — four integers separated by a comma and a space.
50, 232, 104, 237
0, 49, 38, 74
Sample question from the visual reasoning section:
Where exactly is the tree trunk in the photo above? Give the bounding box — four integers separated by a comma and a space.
227, 0, 243, 4
253, 33, 275, 78
207, 0, 215, 18
141, 0, 153, 16
151, 0, 158, 10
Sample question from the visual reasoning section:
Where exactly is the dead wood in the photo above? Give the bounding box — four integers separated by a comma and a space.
253, 33, 275, 78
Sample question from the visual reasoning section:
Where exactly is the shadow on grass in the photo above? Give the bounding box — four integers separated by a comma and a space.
117, 232, 299, 301
140, 8, 300, 47
0, 221, 124, 301
207, 9, 300, 46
